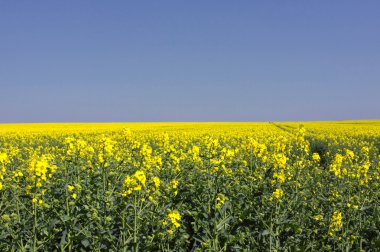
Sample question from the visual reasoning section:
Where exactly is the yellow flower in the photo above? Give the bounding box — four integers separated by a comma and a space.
345, 149, 355, 160
167, 228, 174, 235
28, 155, 55, 187
122, 170, 147, 196
272, 188, 284, 199
153, 176, 160, 188
133, 185, 142, 191
0, 153, 9, 165
67, 184, 74, 192
216, 193, 227, 209
329, 211, 343, 236
124, 176, 134, 188
170, 180, 179, 189
134, 170, 146, 187
168, 210, 181, 228
273, 170, 286, 184
12, 171, 23, 180
329, 154, 343, 178
274, 153, 287, 168
72, 193, 77, 199
361, 147, 369, 155
312, 153, 321, 162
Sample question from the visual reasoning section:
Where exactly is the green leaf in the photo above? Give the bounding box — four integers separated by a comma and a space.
60, 230, 67, 245
81, 239, 90, 248
261, 230, 270, 236
216, 216, 233, 231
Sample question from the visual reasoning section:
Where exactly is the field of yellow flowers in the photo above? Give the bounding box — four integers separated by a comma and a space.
0, 121, 380, 251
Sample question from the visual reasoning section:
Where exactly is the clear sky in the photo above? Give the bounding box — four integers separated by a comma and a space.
0, 1, 379, 122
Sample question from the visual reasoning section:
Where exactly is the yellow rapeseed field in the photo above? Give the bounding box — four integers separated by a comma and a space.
0, 121, 380, 251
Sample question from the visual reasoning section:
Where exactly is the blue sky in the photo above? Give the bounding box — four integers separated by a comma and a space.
0, 1, 379, 122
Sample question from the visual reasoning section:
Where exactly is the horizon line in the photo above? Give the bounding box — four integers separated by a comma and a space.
0, 119, 379, 124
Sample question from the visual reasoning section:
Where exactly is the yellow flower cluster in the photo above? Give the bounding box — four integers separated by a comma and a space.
312, 153, 321, 163
329, 211, 343, 236
67, 184, 81, 199
122, 170, 146, 196
270, 188, 285, 202
28, 155, 57, 188
0, 153, 10, 190
164, 209, 181, 235
272, 153, 289, 184
215, 193, 227, 209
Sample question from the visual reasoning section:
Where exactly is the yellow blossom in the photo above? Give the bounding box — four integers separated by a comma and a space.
272, 188, 284, 199
67, 185, 74, 192
216, 193, 227, 209
329, 211, 343, 236
312, 153, 321, 162
134, 170, 146, 186
170, 180, 179, 189
168, 210, 181, 228
153, 176, 160, 188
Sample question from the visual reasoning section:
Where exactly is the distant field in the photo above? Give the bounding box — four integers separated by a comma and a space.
0, 121, 379, 250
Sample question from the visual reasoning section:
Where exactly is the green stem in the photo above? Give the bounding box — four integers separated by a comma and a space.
33, 202, 37, 252
133, 194, 139, 252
